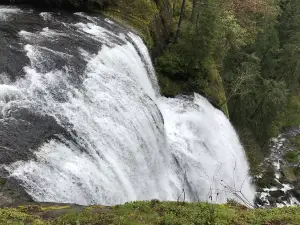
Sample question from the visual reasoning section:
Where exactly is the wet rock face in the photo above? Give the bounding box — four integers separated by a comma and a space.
269, 190, 285, 198
0, 5, 128, 205
0, 107, 70, 164
0, 178, 33, 206
255, 126, 300, 208
0, 7, 85, 165
0, 5, 126, 165
0, 7, 74, 204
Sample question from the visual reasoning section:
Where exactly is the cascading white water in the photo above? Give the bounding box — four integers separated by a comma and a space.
0, 6, 255, 205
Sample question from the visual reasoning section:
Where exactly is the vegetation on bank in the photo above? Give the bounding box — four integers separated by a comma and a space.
280, 134, 300, 189
3, 201, 300, 225
153, 0, 300, 176
98, 0, 300, 176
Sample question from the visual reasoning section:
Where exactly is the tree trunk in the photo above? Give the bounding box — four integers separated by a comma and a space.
191, 0, 199, 21
173, 1, 176, 17
174, 0, 186, 43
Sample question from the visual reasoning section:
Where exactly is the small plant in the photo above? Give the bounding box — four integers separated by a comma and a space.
284, 150, 300, 163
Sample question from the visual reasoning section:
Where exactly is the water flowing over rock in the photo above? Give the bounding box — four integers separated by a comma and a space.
256, 127, 300, 208
0, 5, 255, 206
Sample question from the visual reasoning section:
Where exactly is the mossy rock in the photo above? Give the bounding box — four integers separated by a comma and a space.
203, 61, 229, 117
287, 189, 300, 202
283, 150, 300, 163
105, 0, 172, 56
256, 166, 280, 188
0, 178, 6, 186
269, 190, 285, 198
295, 134, 300, 150
282, 166, 298, 182
257, 177, 281, 189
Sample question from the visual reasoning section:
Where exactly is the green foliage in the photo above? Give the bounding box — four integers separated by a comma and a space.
0, 208, 46, 225
224, 44, 289, 142
0, 178, 6, 186
284, 151, 300, 163
295, 135, 300, 149
156, 0, 300, 174
271, 95, 300, 138
278, 0, 300, 89
4, 201, 300, 224
220, 0, 300, 155
155, 0, 232, 113
105, 0, 156, 43
237, 127, 264, 176
282, 166, 298, 182
105, 0, 157, 27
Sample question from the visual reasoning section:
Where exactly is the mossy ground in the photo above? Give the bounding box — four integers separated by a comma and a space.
103, 0, 158, 48
2, 201, 300, 225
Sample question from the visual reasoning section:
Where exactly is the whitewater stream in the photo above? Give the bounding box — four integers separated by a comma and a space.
0, 5, 255, 206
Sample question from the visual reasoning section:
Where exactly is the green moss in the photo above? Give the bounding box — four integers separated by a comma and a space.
0, 178, 6, 186
256, 166, 282, 188
158, 75, 183, 97
4, 201, 300, 224
104, 0, 158, 48
271, 95, 300, 137
203, 61, 229, 117
41, 206, 70, 211
282, 166, 298, 182
156, 50, 229, 116
295, 135, 300, 149
53, 211, 114, 225
0, 208, 46, 225
257, 176, 280, 189
17, 205, 42, 213
293, 115, 300, 126
104, 10, 154, 48
236, 127, 264, 176
283, 151, 300, 164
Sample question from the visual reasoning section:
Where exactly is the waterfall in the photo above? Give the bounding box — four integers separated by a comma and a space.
0, 6, 255, 205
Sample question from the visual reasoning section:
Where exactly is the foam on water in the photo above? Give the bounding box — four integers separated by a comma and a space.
4, 38, 170, 205
40, 12, 52, 21
157, 95, 255, 203
1, 8, 255, 206
0, 6, 21, 21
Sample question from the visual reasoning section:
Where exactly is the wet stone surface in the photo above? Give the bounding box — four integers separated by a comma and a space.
0, 5, 128, 205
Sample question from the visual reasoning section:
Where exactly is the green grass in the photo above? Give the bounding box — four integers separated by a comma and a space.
40, 206, 70, 211
3, 201, 300, 225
